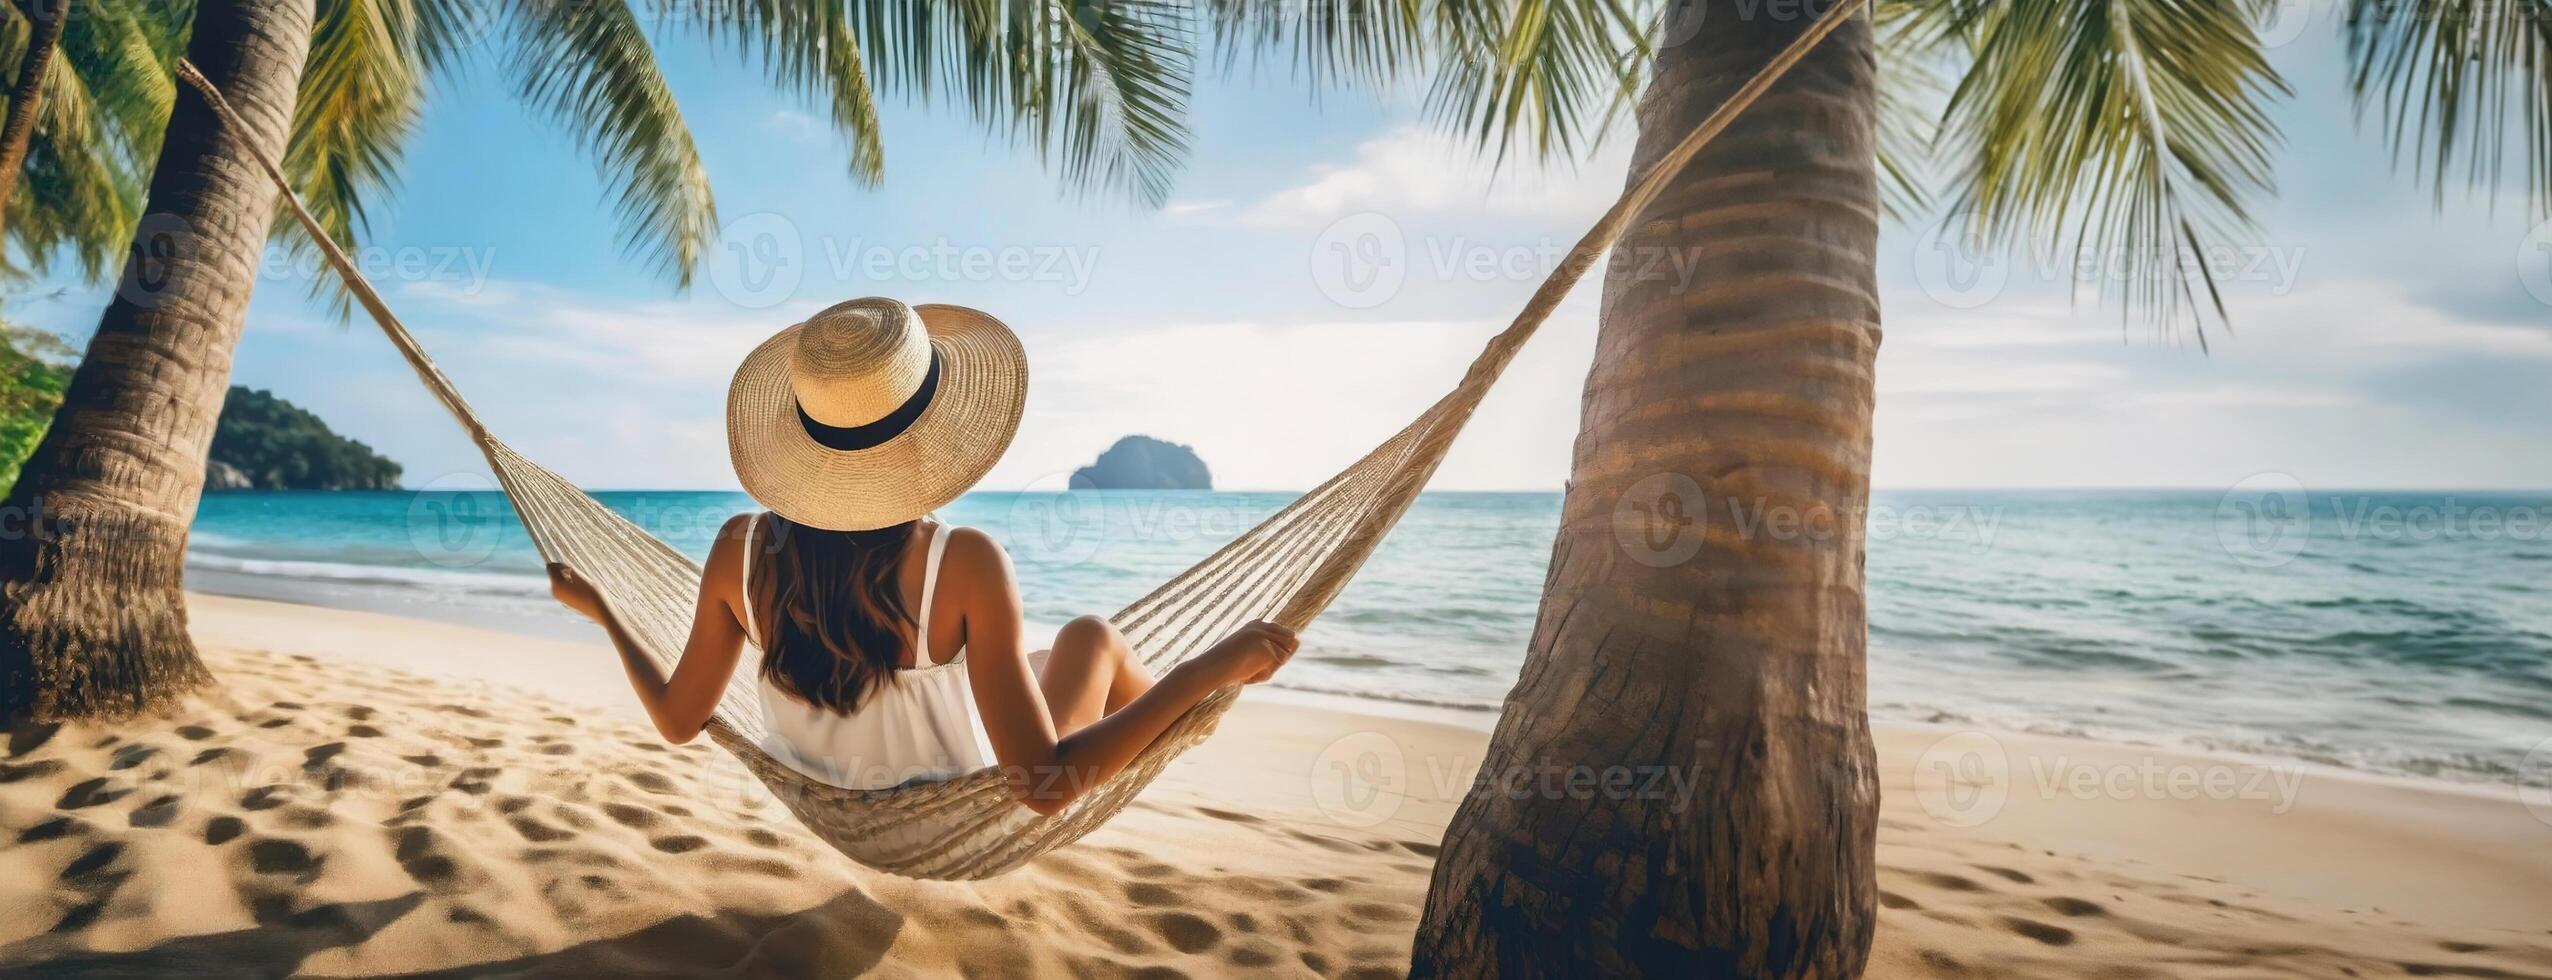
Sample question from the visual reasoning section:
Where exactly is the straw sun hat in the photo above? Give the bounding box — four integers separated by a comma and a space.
728, 297, 1027, 531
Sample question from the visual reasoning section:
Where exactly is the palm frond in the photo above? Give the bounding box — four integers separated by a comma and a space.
2341, 0, 2552, 216
811, 0, 1196, 206
1423, 0, 1651, 166
1921, 0, 2287, 347
658, 0, 886, 184
2, 0, 175, 282
1200, 0, 1428, 90
505, 0, 718, 286
285, 0, 428, 259
1874, 0, 1946, 221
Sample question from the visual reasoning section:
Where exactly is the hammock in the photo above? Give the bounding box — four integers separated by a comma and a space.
171, 0, 1861, 880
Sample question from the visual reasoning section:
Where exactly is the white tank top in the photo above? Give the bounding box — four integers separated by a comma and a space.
741, 516, 997, 791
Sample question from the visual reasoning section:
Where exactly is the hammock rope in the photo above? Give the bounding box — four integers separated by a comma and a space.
171, 0, 1863, 880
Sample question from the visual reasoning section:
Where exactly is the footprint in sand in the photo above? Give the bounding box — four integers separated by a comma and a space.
1878, 891, 1923, 910
21, 815, 84, 843
128, 794, 183, 828
57, 776, 132, 809
1147, 911, 1224, 953
58, 842, 125, 898
1123, 882, 1180, 907
449, 767, 501, 795
2042, 896, 2106, 917
1, 759, 64, 784
650, 834, 709, 853
601, 802, 661, 830
1974, 865, 2036, 884
1913, 871, 1987, 892
2000, 916, 2076, 946
246, 837, 322, 878
508, 815, 575, 843
108, 744, 162, 770
1226, 942, 1284, 968
203, 815, 246, 845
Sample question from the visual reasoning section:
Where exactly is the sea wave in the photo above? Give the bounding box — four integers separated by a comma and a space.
185, 552, 549, 598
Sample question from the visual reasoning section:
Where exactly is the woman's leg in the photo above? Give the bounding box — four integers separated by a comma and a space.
1038, 614, 1157, 735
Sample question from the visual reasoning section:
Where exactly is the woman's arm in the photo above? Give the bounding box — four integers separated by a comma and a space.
944, 529, 1296, 815
548, 513, 753, 743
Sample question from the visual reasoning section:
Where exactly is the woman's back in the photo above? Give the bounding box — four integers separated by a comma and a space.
740, 514, 996, 790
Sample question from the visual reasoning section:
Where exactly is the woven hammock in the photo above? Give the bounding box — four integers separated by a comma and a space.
170, 0, 1859, 880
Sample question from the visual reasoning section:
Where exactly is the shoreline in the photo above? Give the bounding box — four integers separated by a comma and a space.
187, 564, 2540, 798
0, 593, 2544, 975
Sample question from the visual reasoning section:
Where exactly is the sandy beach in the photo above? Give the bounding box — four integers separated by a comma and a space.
2, 593, 2547, 977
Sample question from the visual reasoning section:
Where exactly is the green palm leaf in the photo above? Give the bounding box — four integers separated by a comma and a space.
1, 0, 176, 281
663, 0, 885, 184
2341, 0, 2552, 215
1916, 0, 2287, 346
505, 0, 719, 286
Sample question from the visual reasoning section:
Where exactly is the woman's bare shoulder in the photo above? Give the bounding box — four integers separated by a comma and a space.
938, 525, 1014, 587
702, 512, 760, 583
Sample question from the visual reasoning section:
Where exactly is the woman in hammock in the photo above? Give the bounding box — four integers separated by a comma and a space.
546, 297, 1299, 815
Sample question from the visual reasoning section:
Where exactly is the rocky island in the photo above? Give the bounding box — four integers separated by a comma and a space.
206, 386, 403, 490
1070, 435, 1211, 490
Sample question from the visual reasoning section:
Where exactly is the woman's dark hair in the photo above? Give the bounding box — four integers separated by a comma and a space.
749, 513, 919, 712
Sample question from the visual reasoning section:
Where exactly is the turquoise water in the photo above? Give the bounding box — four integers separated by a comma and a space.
188, 489, 2552, 785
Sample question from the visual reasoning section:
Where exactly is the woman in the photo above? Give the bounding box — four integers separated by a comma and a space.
547, 297, 1297, 815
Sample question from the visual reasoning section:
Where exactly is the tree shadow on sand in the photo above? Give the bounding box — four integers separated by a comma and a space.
391, 886, 905, 978
0, 892, 426, 978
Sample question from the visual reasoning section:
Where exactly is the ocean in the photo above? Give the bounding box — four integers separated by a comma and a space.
186, 488, 2552, 788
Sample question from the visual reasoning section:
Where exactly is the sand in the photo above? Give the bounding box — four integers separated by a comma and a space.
2, 593, 2547, 977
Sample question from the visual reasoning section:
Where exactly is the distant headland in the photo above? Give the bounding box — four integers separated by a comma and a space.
1070, 436, 1211, 490
207, 386, 403, 491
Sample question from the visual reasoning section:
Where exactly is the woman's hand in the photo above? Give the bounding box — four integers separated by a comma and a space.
1199, 620, 1299, 686
548, 562, 604, 621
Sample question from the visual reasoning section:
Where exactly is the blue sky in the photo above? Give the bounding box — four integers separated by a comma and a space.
18, 18, 2552, 492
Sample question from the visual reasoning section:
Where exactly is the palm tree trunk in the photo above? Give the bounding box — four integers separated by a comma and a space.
1411, 6, 1880, 976
0, 0, 314, 722
0, 0, 71, 238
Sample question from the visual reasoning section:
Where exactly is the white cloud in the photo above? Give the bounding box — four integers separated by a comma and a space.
1241, 127, 1630, 228
765, 109, 828, 144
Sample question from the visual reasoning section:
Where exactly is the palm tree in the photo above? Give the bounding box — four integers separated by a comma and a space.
0, 0, 1195, 721
1407, 0, 2549, 975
